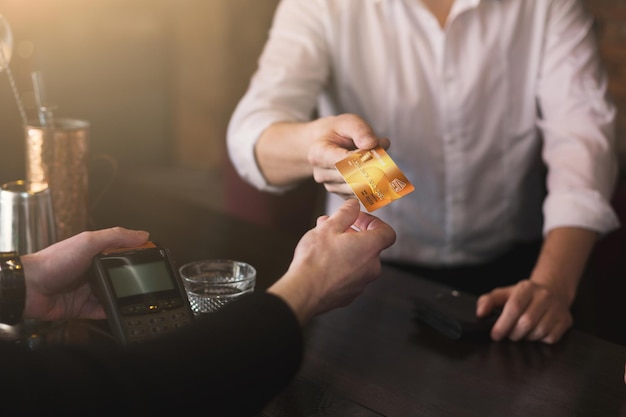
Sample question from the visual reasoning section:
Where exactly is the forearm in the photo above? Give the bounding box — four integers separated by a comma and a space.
529, 227, 598, 305
267, 269, 318, 326
255, 120, 319, 186
0, 293, 302, 415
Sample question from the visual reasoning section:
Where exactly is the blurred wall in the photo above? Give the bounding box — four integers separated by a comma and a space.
167, 0, 280, 170
586, 0, 626, 169
0, 0, 279, 181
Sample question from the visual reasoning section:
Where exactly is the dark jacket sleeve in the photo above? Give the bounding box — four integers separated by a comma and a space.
0, 292, 303, 416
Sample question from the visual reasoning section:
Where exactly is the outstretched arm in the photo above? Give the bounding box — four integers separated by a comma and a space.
256, 114, 389, 198
269, 198, 396, 324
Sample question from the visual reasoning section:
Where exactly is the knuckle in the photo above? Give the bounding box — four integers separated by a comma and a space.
516, 314, 534, 333
308, 152, 322, 167
518, 279, 531, 288
313, 170, 325, 184
506, 297, 524, 314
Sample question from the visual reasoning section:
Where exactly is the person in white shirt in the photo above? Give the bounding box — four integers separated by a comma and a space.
227, 0, 619, 344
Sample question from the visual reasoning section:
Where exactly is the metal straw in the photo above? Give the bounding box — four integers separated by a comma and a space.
31, 70, 54, 127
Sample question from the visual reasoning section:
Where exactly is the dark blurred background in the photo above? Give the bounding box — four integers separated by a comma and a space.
0, 0, 282, 169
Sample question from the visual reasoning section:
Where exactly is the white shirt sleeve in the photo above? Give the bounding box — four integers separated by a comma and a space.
537, 0, 620, 235
226, 0, 330, 193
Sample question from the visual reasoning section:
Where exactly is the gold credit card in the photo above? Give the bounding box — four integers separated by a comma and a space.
335, 146, 414, 212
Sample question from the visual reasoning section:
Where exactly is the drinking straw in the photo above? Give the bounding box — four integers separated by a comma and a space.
31, 71, 54, 127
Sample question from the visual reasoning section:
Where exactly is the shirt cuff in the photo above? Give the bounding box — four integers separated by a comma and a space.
543, 190, 620, 235
227, 112, 298, 194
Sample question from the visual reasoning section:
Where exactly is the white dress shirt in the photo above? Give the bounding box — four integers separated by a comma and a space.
227, 0, 620, 266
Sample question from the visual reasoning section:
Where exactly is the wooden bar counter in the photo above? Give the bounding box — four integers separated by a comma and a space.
82, 177, 626, 416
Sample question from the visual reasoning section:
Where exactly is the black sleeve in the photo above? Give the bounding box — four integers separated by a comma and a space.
0, 292, 303, 417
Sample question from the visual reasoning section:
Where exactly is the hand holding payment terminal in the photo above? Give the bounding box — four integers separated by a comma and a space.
90, 241, 194, 345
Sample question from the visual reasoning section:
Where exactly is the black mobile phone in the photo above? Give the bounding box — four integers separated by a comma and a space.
412, 288, 501, 341
90, 241, 194, 345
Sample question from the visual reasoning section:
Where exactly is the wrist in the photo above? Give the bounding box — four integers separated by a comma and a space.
267, 272, 317, 326
529, 272, 578, 306
0, 252, 25, 325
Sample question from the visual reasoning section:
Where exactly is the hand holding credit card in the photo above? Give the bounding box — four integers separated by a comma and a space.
335, 146, 414, 212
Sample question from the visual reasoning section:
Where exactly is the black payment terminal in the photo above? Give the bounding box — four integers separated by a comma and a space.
90, 241, 194, 345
